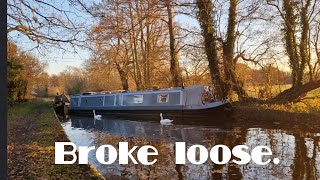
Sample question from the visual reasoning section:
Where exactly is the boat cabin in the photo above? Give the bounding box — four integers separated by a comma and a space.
68, 85, 226, 112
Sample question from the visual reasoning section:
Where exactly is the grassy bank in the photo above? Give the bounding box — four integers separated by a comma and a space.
7, 99, 104, 180
236, 87, 320, 113
233, 88, 320, 128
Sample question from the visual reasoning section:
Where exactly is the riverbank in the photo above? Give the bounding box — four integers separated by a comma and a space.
233, 89, 320, 132
235, 87, 320, 113
7, 99, 104, 179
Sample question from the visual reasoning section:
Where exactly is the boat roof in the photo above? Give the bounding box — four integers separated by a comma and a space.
71, 85, 211, 97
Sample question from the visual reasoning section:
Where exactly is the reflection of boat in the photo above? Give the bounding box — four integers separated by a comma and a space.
67, 85, 232, 122
69, 115, 229, 143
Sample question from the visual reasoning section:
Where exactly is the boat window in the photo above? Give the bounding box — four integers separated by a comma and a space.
157, 94, 169, 103
133, 95, 143, 103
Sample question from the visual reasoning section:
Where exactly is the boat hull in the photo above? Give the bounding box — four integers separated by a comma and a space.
67, 102, 233, 125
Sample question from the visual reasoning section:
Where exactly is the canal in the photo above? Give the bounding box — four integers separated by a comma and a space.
56, 111, 320, 179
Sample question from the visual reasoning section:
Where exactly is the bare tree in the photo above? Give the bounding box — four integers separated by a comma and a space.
7, 0, 92, 51
88, 0, 172, 90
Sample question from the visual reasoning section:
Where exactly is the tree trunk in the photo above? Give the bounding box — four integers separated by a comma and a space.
115, 63, 129, 91
134, 0, 144, 90
196, 0, 225, 98
282, 0, 311, 88
223, 0, 247, 99
297, 0, 311, 87
283, 0, 300, 88
272, 79, 320, 102
269, 0, 316, 102
128, 1, 143, 91
144, 22, 151, 88
165, 0, 183, 87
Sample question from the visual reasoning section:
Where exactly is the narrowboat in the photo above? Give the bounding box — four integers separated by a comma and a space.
67, 85, 232, 122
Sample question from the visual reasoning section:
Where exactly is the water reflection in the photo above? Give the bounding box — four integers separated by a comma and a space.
57, 112, 320, 179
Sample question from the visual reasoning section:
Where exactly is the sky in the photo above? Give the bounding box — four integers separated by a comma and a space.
13, 40, 90, 75
38, 47, 90, 75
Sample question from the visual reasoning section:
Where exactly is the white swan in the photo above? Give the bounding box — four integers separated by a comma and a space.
160, 113, 173, 125
93, 110, 102, 120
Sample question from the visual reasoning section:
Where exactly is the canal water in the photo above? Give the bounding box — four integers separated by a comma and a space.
56, 111, 320, 180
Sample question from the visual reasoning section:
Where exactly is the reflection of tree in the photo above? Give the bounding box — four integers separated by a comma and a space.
225, 127, 247, 179
306, 137, 319, 180
292, 133, 319, 180
292, 134, 307, 179
203, 127, 247, 179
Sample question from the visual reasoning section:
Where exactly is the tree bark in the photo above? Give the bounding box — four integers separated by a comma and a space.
144, 21, 151, 88
272, 79, 320, 102
282, 0, 311, 88
115, 63, 129, 90
298, 0, 311, 86
196, 0, 225, 98
223, 0, 247, 99
128, 4, 139, 90
134, 0, 144, 90
165, 0, 183, 87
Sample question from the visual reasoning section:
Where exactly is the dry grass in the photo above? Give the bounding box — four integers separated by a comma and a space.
245, 84, 292, 98
235, 86, 320, 114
